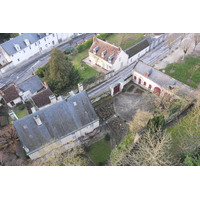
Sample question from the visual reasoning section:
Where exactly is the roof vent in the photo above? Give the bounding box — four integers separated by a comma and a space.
33, 115, 42, 126
73, 101, 77, 106
24, 39, 30, 46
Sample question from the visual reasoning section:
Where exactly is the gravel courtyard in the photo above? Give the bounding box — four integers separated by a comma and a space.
113, 83, 156, 122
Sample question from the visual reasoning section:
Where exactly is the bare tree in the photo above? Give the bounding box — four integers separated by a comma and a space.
166, 34, 177, 52
193, 33, 200, 50
116, 128, 178, 166
181, 38, 192, 60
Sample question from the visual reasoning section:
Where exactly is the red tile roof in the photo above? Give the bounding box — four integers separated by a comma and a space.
89, 37, 121, 64
1, 85, 20, 103
32, 88, 53, 108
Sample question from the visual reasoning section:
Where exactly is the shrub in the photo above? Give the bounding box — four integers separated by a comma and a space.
105, 134, 110, 141
37, 65, 49, 78
76, 38, 93, 53
18, 104, 25, 110
147, 115, 165, 132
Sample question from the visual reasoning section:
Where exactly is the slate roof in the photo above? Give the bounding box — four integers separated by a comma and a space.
133, 61, 192, 92
18, 75, 44, 94
0, 33, 46, 56
125, 39, 150, 58
14, 91, 99, 154
32, 88, 53, 108
89, 37, 121, 64
1, 84, 20, 103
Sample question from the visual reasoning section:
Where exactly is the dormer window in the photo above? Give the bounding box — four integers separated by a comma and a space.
37, 33, 43, 39
108, 54, 114, 63
101, 50, 107, 57
14, 44, 21, 51
93, 47, 99, 54
24, 39, 30, 46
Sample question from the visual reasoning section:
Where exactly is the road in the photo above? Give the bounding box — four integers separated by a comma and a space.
0, 33, 95, 88
88, 34, 187, 99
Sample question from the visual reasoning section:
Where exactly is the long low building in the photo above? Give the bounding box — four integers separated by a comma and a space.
14, 91, 100, 160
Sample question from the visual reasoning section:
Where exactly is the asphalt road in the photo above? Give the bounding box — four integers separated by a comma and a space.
0, 33, 95, 88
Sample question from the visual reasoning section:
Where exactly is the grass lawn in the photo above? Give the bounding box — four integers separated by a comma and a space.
70, 49, 99, 80
14, 107, 29, 119
106, 33, 146, 50
164, 56, 200, 88
87, 139, 111, 165
165, 106, 200, 154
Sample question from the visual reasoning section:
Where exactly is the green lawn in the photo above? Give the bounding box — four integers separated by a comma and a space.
14, 107, 29, 119
165, 107, 200, 154
106, 33, 146, 50
70, 49, 99, 80
87, 139, 111, 165
164, 56, 200, 88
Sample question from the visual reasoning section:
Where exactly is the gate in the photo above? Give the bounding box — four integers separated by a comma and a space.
114, 84, 120, 95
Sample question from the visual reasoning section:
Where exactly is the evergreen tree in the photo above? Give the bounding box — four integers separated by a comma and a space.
46, 48, 80, 93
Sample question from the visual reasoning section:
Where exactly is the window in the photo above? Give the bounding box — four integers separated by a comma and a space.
35, 43, 37, 46
10, 101, 15, 106
52, 41, 55, 45
144, 82, 146, 86
45, 44, 48, 47
139, 78, 141, 84
23, 50, 25, 53
53, 34, 55, 37
134, 76, 137, 80
29, 46, 31, 49
44, 38, 46, 41
17, 58, 20, 62
38, 41, 40, 44
119, 57, 121, 62
149, 84, 152, 89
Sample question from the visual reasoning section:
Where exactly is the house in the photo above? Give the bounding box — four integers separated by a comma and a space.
0, 84, 22, 107
132, 61, 191, 96
89, 37, 129, 72
14, 91, 100, 160
31, 88, 59, 110
125, 39, 150, 65
0, 33, 74, 72
18, 75, 45, 101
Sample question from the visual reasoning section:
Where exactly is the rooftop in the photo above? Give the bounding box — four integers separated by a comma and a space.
0, 33, 46, 56
125, 39, 150, 58
89, 37, 121, 64
14, 91, 99, 154
18, 75, 44, 94
32, 88, 53, 108
1, 84, 20, 103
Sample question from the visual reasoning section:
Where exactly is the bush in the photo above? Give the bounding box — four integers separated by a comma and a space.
169, 102, 182, 115
83, 76, 97, 85
105, 134, 110, 141
18, 104, 25, 110
37, 65, 49, 78
76, 38, 93, 53
147, 115, 165, 132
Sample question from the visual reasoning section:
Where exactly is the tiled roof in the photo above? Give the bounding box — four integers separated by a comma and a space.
0, 33, 46, 56
14, 91, 99, 153
18, 75, 44, 94
125, 39, 150, 58
133, 61, 192, 92
2, 84, 20, 103
89, 37, 121, 64
32, 88, 53, 108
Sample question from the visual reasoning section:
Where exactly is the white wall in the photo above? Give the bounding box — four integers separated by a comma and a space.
28, 120, 100, 160
7, 97, 22, 107
113, 50, 129, 71
128, 46, 150, 65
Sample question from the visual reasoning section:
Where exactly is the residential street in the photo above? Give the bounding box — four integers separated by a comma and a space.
0, 33, 95, 88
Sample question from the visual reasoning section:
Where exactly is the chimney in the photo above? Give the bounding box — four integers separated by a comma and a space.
49, 95, 57, 104
78, 83, 83, 92
44, 81, 49, 89
69, 91, 75, 96
33, 115, 42, 125
145, 73, 149, 77
31, 106, 39, 113
0, 90, 4, 96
